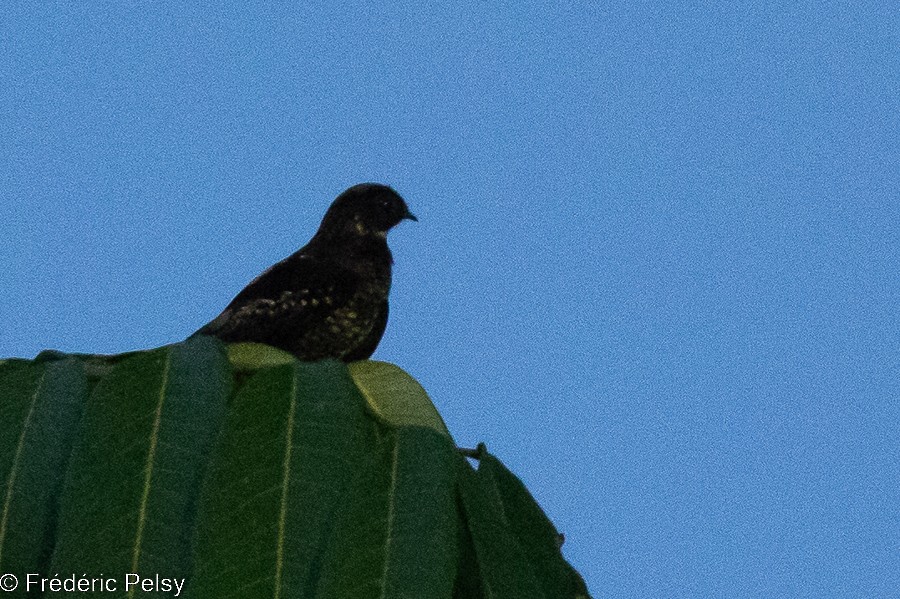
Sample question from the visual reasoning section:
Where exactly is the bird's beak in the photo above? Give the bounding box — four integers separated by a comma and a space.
404, 210, 418, 222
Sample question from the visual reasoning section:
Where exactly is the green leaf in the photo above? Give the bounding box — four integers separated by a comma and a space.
316, 425, 459, 598
0, 360, 42, 571
226, 342, 296, 372
50, 337, 231, 581
0, 343, 592, 597
349, 360, 451, 437
457, 457, 545, 599
190, 360, 373, 598
0, 359, 88, 576
479, 453, 591, 599
453, 496, 487, 599
192, 362, 460, 599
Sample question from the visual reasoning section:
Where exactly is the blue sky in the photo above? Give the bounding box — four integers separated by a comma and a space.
2, 3, 898, 597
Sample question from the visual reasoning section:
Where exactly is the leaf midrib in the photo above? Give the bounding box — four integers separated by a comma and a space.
0, 370, 45, 566
273, 366, 298, 599
378, 440, 401, 599
128, 352, 171, 586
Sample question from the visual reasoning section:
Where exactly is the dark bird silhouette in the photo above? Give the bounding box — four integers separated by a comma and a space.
193, 183, 416, 361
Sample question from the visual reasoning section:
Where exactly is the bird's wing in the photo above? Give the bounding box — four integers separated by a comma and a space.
342, 299, 388, 361
194, 252, 359, 343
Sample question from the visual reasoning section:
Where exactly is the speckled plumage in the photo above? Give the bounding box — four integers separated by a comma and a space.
193, 183, 415, 361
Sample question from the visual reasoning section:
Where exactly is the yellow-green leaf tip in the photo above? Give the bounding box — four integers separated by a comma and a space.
227, 343, 296, 371
349, 360, 452, 438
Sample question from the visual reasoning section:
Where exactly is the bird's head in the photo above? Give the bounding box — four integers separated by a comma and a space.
318, 183, 417, 241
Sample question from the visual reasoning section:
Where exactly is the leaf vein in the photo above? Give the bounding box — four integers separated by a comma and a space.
128, 351, 171, 585
0, 370, 45, 565
273, 367, 298, 599
378, 439, 401, 599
